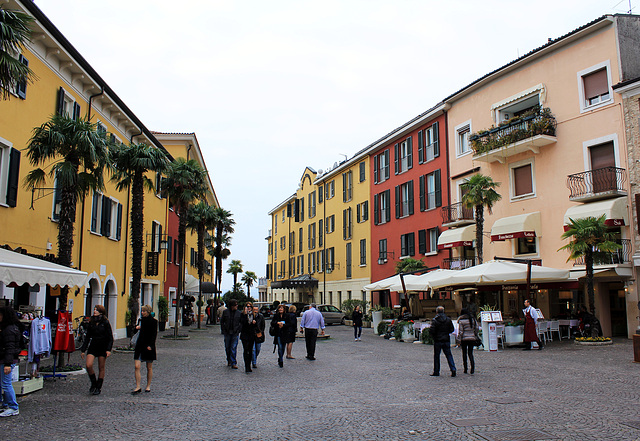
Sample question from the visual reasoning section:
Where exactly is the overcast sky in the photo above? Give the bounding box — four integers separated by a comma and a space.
33, 0, 636, 293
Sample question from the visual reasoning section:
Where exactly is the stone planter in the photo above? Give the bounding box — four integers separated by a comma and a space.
344, 319, 353, 326
504, 325, 524, 345
363, 320, 371, 328
372, 311, 383, 335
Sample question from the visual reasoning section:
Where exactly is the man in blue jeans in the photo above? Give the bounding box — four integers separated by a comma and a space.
220, 299, 242, 369
429, 306, 457, 377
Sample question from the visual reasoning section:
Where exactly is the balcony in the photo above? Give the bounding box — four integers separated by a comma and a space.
470, 107, 557, 163
573, 239, 631, 266
441, 202, 474, 227
442, 257, 478, 270
566, 167, 627, 202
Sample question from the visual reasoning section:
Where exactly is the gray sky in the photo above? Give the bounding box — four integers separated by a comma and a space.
33, 0, 636, 293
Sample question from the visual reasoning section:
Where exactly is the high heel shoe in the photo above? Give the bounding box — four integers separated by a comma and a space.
131, 389, 142, 395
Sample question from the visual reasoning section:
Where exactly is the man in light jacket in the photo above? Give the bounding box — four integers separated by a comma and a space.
300, 304, 325, 360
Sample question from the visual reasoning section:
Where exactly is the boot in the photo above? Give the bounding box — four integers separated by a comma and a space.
93, 378, 103, 395
463, 361, 468, 374
470, 362, 475, 374
88, 373, 97, 394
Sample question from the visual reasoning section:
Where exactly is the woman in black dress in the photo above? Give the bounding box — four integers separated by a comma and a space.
270, 304, 291, 368
132, 305, 157, 393
285, 305, 297, 359
80, 305, 113, 395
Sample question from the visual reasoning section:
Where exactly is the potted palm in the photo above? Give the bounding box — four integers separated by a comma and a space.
158, 296, 169, 331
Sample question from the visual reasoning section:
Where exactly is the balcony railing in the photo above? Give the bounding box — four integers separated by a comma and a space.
566, 167, 627, 202
442, 257, 478, 271
573, 239, 631, 266
441, 202, 474, 226
469, 107, 557, 162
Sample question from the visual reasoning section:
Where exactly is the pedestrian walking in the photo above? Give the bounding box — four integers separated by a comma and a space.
456, 308, 478, 374
352, 305, 363, 341
285, 305, 297, 359
251, 305, 265, 369
220, 300, 241, 369
240, 302, 257, 373
0, 306, 22, 417
270, 304, 291, 367
80, 305, 114, 395
216, 302, 227, 326
205, 299, 213, 325
132, 305, 157, 394
523, 299, 542, 350
300, 303, 325, 360
429, 306, 456, 377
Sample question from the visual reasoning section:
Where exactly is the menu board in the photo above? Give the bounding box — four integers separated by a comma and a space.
480, 311, 502, 322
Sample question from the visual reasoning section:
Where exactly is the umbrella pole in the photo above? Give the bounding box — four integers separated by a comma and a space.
399, 273, 410, 315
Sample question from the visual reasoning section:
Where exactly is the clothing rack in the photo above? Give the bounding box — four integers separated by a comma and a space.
42, 310, 68, 381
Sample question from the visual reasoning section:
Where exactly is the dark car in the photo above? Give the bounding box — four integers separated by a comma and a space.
301, 304, 345, 325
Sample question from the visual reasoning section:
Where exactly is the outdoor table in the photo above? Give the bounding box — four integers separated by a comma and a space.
557, 319, 579, 339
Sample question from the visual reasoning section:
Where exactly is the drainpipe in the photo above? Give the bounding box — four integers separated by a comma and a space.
187, 144, 192, 160
87, 87, 104, 122
322, 188, 326, 305
130, 129, 142, 143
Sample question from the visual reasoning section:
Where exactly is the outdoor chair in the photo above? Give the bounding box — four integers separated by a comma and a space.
549, 320, 562, 341
536, 320, 547, 344
496, 324, 505, 349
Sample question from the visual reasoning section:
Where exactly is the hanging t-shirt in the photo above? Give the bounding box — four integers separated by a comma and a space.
28, 317, 52, 362
53, 311, 75, 353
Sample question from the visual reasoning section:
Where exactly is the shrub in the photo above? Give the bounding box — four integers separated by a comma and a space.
341, 299, 368, 319
377, 321, 389, 335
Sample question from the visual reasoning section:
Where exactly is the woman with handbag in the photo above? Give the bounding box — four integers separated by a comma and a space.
456, 308, 479, 374
80, 305, 114, 395
269, 304, 290, 368
251, 305, 265, 369
240, 302, 257, 373
132, 305, 157, 394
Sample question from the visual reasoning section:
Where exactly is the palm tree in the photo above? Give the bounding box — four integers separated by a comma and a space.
110, 142, 169, 324
559, 215, 621, 315
212, 207, 235, 292
395, 257, 426, 274
186, 201, 217, 328
227, 259, 244, 287
0, 5, 37, 100
162, 158, 208, 336
24, 114, 110, 309
241, 271, 257, 298
461, 174, 501, 264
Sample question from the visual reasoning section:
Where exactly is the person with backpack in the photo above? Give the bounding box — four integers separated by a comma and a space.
456, 308, 479, 374
0, 306, 23, 417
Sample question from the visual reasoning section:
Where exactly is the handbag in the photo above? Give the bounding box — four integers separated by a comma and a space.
130, 330, 140, 347
255, 330, 265, 343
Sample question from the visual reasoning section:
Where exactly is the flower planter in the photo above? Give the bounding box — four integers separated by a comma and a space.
504, 325, 524, 345
363, 320, 371, 328
575, 340, 613, 346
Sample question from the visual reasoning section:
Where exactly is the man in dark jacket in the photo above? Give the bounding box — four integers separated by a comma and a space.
221, 299, 242, 369
429, 306, 457, 377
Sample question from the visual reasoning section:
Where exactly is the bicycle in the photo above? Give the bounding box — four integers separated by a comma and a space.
73, 315, 90, 350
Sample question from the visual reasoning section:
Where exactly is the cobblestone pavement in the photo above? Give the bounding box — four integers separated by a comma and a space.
4, 325, 640, 441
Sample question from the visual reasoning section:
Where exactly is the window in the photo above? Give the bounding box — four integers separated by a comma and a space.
295, 197, 304, 222
308, 251, 316, 273
516, 236, 537, 255
16, 54, 29, 99
326, 247, 335, 272
166, 235, 173, 263
190, 247, 197, 267
357, 201, 369, 223
419, 122, 439, 163
274, 243, 277, 259
280, 260, 285, 278
395, 181, 414, 218
155, 172, 163, 198
319, 219, 324, 247
318, 185, 324, 203
289, 257, 294, 277
342, 171, 353, 202
419, 170, 441, 211
174, 239, 179, 264
373, 150, 390, 184
359, 161, 366, 182
343, 207, 352, 240
308, 223, 316, 249
346, 243, 352, 279
418, 228, 439, 254
510, 161, 535, 199
325, 180, 335, 200
373, 190, 391, 225
326, 215, 335, 234
289, 231, 295, 254
299, 227, 303, 253
456, 122, 471, 156
280, 236, 285, 251
96, 121, 107, 137
317, 250, 324, 273
378, 239, 387, 262
90, 191, 123, 240
282, 209, 285, 222
274, 215, 277, 234
579, 63, 612, 111
0, 138, 20, 208
308, 191, 316, 218
394, 137, 413, 174
56, 87, 81, 120
297, 255, 304, 275
400, 232, 415, 257
360, 239, 366, 266
151, 221, 162, 252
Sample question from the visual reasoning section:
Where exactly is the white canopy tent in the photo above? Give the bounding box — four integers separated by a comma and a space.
363, 274, 422, 292
0, 247, 87, 288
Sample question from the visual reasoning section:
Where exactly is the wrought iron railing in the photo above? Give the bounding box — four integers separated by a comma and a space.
566, 167, 627, 199
469, 107, 556, 155
574, 239, 631, 266
442, 257, 478, 270
441, 202, 474, 224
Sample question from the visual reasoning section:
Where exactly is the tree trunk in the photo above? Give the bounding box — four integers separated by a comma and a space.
197, 223, 205, 329
130, 173, 144, 324
475, 204, 484, 264
57, 185, 78, 310
175, 207, 187, 337
215, 224, 223, 292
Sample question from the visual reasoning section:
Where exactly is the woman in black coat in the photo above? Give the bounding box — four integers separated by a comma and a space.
132, 305, 158, 394
285, 305, 298, 359
270, 304, 291, 368
352, 305, 364, 341
0, 306, 22, 417
80, 304, 113, 395
240, 301, 257, 373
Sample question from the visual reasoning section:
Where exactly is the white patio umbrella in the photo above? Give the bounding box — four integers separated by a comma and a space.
184, 274, 200, 292
409, 269, 459, 291
363, 274, 422, 292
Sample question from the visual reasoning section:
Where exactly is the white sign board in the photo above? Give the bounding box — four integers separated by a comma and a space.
488, 322, 498, 351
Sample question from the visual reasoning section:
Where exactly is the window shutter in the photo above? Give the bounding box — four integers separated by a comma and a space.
6, 148, 20, 207
342, 174, 347, 202
294, 199, 300, 222
319, 185, 324, 203
435, 169, 442, 207
56, 87, 65, 115
373, 155, 379, 183
374, 194, 379, 225
101, 197, 111, 236
418, 130, 424, 164
409, 232, 415, 256
363, 200, 368, 221
91, 192, 100, 231
418, 230, 426, 254
287, 203, 292, 218
359, 161, 365, 182
73, 102, 81, 121
319, 219, 323, 246
394, 143, 399, 175
343, 209, 347, 239
419, 175, 425, 212
356, 204, 361, 223
407, 137, 413, 169
395, 185, 400, 219
116, 203, 123, 240
433, 122, 440, 157
17, 55, 28, 99
52, 177, 62, 221
408, 180, 414, 215
385, 190, 391, 223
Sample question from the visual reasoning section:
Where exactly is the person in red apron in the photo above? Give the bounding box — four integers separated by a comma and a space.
522, 299, 542, 350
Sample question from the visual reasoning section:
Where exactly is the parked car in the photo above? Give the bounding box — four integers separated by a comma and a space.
254, 302, 274, 318
281, 302, 308, 317
301, 304, 345, 325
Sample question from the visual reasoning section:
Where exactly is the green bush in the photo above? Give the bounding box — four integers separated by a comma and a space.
377, 321, 389, 335
393, 321, 412, 340
341, 299, 368, 319
420, 327, 434, 345
158, 296, 169, 322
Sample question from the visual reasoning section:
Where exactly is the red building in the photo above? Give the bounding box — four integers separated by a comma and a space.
369, 104, 449, 307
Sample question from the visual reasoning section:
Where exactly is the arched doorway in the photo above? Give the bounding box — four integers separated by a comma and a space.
104, 279, 117, 324
85, 278, 100, 316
